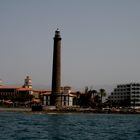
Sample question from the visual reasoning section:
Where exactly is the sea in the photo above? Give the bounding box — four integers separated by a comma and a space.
0, 112, 140, 140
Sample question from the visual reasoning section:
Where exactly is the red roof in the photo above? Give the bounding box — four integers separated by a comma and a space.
0, 86, 51, 93
17, 88, 32, 91
0, 86, 19, 89
69, 93, 76, 97
33, 90, 51, 94
42, 92, 51, 95
0, 86, 32, 91
33, 90, 52, 95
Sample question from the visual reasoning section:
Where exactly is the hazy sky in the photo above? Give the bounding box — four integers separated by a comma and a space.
0, 0, 140, 89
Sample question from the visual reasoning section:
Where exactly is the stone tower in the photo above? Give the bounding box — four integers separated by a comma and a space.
51, 29, 62, 106
23, 76, 32, 89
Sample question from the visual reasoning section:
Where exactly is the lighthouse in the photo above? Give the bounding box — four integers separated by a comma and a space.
51, 29, 62, 106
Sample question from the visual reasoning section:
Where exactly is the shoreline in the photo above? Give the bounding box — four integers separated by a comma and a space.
0, 107, 140, 114
0, 107, 31, 112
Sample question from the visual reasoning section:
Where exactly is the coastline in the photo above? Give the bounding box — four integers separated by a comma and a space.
0, 107, 31, 112
0, 107, 140, 114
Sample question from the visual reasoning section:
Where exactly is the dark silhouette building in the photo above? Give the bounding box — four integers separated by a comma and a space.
51, 29, 62, 106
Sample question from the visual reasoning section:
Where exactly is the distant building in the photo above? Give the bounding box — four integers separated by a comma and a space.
23, 76, 32, 89
0, 76, 77, 107
0, 76, 33, 106
0, 86, 33, 106
108, 83, 140, 108
42, 86, 76, 107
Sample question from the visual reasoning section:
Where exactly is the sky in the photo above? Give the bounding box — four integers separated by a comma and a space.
0, 0, 140, 90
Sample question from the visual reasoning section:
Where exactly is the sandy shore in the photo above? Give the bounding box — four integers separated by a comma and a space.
0, 107, 31, 112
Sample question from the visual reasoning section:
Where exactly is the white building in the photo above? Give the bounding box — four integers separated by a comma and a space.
42, 86, 76, 107
108, 83, 140, 108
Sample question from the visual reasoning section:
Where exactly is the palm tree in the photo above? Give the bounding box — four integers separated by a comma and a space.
79, 86, 94, 107
98, 89, 106, 104
85, 86, 89, 94
91, 90, 98, 97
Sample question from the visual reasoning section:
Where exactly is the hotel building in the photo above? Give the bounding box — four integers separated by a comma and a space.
108, 83, 140, 108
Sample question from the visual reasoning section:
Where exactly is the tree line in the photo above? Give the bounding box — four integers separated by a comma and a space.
75, 87, 106, 108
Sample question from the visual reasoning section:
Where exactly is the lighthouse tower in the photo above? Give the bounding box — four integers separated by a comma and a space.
51, 29, 62, 106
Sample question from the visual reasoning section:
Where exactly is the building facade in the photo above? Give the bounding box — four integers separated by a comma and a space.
108, 83, 140, 108
42, 86, 76, 107
0, 76, 33, 106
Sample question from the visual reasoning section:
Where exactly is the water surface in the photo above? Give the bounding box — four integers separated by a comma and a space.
0, 112, 140, 140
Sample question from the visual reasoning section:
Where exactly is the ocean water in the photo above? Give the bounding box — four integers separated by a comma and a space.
0, 112, 140, 140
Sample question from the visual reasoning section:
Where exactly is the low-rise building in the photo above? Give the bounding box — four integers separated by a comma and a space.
42, 86, 77, 107
0, 76, 33, 107
0, 77, 78, 108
